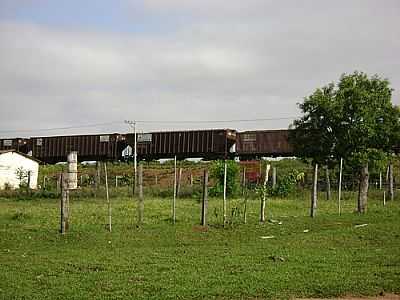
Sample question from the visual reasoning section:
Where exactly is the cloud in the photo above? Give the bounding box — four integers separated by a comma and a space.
0, 1, 399, 137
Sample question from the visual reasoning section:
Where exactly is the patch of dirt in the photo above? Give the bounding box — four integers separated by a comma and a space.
297, 293, 400, 300
192, 225, 208, 232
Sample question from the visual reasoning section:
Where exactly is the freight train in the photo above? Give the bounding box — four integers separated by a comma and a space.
0, 129, 293, 163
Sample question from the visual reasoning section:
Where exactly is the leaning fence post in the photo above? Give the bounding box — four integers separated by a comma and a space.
201, 169, 208, 226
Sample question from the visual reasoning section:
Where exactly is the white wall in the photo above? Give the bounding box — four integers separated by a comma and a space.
0, 152, 39, 189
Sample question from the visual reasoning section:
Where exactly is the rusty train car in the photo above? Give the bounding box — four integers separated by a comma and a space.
0, 128, 295, 163
126, 129, 237, 160
30, 134, 126, 164
236, 129, 293, 159
0, 138, 30, 153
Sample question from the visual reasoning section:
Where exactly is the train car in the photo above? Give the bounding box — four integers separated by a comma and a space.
126, 129, 237, 160
236, 129, 293, 159
0, 138, 30, 154
31, 133, 126, 163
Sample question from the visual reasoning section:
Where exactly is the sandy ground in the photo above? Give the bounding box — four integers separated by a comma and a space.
297, 294, 400, 300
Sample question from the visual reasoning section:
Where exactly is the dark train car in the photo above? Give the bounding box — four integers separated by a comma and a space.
0, 138, 30, 154
31, 134, 126, 163
126, 129, 236, 160
236, 129, 294, 159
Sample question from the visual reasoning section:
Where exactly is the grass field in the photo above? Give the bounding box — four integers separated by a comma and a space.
1, 191, 400, 299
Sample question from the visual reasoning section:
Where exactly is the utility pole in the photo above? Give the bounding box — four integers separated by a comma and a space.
125, 120, 137, 195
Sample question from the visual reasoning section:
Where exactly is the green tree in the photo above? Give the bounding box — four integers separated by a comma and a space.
289, 83, 338, 216
291, 71, 400, 213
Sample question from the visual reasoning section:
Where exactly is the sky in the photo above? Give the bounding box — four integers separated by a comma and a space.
0, 0, 399, 137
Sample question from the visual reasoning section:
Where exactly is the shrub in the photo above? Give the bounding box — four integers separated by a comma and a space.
256, 169, 304, 198
209, 160, 239, 197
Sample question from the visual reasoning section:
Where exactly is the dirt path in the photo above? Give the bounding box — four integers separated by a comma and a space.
297, 294, 400, 300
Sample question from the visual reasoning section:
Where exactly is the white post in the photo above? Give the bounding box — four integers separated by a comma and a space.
338, 158, 343, 215
134, 121, 137, 195
104, 163, 111, 232
261, 164, 271, 223
173, 156, 177, 223
223, 160, 227, 227
311, 163, 318, 218
383, 190, 386, 206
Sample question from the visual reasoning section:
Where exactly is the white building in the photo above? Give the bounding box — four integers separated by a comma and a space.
0, 150, 40, 189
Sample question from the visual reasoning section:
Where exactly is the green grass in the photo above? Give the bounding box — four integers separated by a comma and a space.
0, 191, 400, 299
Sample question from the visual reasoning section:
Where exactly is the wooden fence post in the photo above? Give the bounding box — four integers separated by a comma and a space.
383, 190, 386, 206
311, 163, 318, 218
201, 169, 208, 226
338, 158, 343, 215
243, 168, 247, 224
60, 173, 69, 234
57, 173, 61, 194
388, 163, 394, 201
177, 167, 182, 198
325, 166, 331, 201
272, 167, 277, 188
260, 164, 270, 223
27, 171, 31, 190
104, 163, 111, 232
223, 160, 227, 227
96, 161, 101, 188
172, 156, 177, 223
138, 163, 144, 225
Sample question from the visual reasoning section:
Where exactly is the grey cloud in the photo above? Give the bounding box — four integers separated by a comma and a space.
1, 1, 400, 137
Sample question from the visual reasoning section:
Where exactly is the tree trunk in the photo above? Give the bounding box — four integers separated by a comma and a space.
388, 163, 394, 201
357, 163, 369, 213
325, 166, 331, 201
310, 163, 318, 218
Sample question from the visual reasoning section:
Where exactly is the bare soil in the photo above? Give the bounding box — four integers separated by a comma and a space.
297, 293, 400, 300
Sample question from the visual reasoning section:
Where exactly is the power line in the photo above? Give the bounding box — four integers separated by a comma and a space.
135, 117, 298, 124
0, 116, 298, 135
0, 121, 122, 134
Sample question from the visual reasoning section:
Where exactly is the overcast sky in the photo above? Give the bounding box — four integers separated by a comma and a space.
0, 0, 399, 137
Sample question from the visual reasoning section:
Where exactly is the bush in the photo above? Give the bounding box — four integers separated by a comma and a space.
256, 169, 304, 198
209, 160, 239, 197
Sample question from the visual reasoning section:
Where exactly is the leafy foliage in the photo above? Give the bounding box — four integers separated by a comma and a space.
291, 71, 400, 168
257, 169, 304, 198
290, 72, 400, 208
209, 160, 239, 197
15, 167, 29, 189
